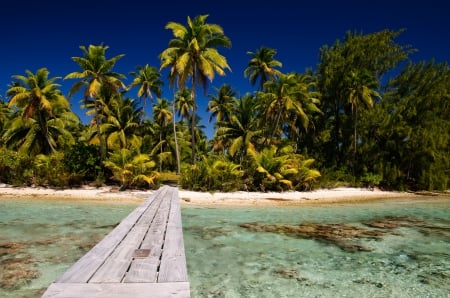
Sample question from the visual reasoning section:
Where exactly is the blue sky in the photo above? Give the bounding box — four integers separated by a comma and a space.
1, 0, 449, 138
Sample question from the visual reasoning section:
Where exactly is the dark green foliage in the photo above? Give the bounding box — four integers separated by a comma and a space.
376, 61, 450, 190
63, 143, 102, 181
0, 147, 34, 185
316, 29, 414, 170
33, 153, 66, 187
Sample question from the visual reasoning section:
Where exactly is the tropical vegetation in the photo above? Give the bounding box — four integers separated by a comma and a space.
0, 18, 448, 192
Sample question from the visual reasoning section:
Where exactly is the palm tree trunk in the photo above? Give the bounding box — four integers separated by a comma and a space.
334, 101, 341, 166
172, 98, 181, 175
354, 105, 357, 157
38, 112, 56, 153
159, 132, 163, 172
95, 99, 106, 161
353, 105, 358, 177
270, 105, 283, 143
191, 73, 197, 164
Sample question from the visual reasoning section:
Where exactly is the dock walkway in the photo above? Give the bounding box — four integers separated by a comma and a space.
42, 185, 190, 297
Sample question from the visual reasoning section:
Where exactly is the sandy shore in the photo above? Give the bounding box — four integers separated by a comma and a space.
0, 183, 422, 206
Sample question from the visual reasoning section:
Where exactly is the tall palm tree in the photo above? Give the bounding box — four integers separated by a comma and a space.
244, 46, 283, 90
172, 88, 194, 174
129, 64, 163, 117
153, 98, 173, 172
344, 69, 380, 157
65, 44, 126, 160
207, 83, 237, 125
160, 14, 232, 163
6, 68, 76, 154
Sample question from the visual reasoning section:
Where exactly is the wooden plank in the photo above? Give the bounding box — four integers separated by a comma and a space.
89, 188, 167, 283
56, 187, 166, 283
123, 188, 174, 282
158, 190, 188, 282
43, 282, 191, 298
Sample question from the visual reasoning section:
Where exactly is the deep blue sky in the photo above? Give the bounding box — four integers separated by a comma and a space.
1, 0, 449, 138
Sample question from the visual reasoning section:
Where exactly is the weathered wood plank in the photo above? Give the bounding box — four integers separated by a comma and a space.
89, 189, 167, 282
56, 187, 166, 283
43, 282, 190, 298
158, 190, 188, 282
123, 188, 174, 283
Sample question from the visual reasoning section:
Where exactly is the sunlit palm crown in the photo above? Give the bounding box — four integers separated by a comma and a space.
159, 14, 232, 90
64, 44, 126, 99
7, 68, 67, 120
244, 46, 283, 90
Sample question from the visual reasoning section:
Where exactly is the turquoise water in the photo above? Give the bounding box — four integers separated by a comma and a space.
0, 198, 136, 297
1, 196, 449, 297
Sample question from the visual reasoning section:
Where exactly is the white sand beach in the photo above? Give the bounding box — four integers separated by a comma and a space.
0, 183, 419, 206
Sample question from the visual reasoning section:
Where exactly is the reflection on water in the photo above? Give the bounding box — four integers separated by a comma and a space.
0, 196, 449, 297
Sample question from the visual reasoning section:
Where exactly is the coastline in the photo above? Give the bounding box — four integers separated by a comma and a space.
0, 183, 426, 206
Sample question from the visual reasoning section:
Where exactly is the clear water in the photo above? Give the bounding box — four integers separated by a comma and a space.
0, 198, 136, 297
1, 196, 449, 298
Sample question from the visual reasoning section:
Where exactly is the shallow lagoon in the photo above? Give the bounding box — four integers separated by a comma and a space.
0, 196, 449, 297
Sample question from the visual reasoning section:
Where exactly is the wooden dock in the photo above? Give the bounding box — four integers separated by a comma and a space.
42, 185, 190, 298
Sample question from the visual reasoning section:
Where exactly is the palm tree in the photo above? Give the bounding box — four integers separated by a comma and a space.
0, 99, 11, 136
286, 73, 322, 142
65, 44, 126, 160
244, 46, 282, 90
248, 144, 320, 191
103, 146, 159, 190
129, 64, 163, 117
207, 83, 237, 125
164, 88, 192, 175
214, 93, 261, 163
174, 88, 194, 121
6, 68, 76, 154
100, 97, 142, 150
344, 69, 380, 159
260, 73, 321, 144
160, 14, 232, 163
153, 98, 173, 172
3, 112, 78, 156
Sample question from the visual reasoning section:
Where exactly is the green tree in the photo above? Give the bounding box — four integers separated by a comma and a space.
260, 73, 321, 144
244, 46, 282, 90
214, 93, 261, 163
65, 44, 126, 160
101, 97, 142, 150
207, 83, 237, 125
175, 88, 194, 121
103, 147, 159, 190
0, 98, 11, 140
153, 98, 173, 172
63, 143, 101, 181
344, 68, 380, 170
316, 29, 414, 169
5, 68, 77, 155
160, 14, 232, 163
129, 64, 163, 117
379, 60, 450, 190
